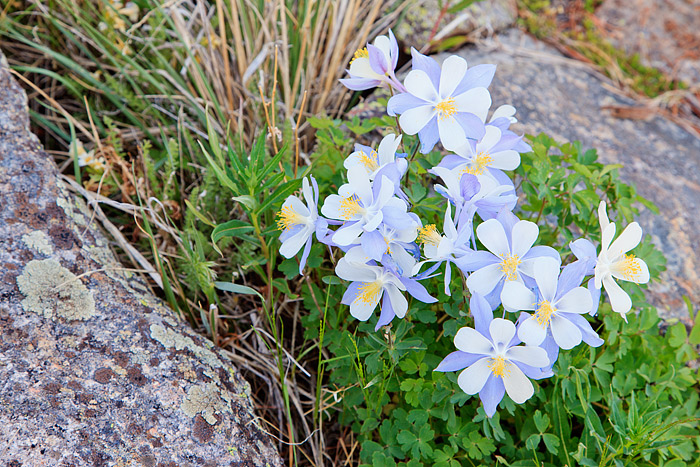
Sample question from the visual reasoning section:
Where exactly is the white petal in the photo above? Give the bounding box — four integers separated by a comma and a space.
363, 211, 384, 232
555, 287, 592, 314
501, 281, 536, 312
350, 287, 382, 321
349, 58, 382, 80
286, 196, 310, 218
385, 283, 408, 318
516, 316, 547, 346
399, 105, 436, 135
377, 134, 401, 165
511, 220, 539, 257
453, 87, 491, 122
335, 258, 378, 282
279, 228, 311, 258
533, 257, 560, 301
505, 345, 549, 367
611, 257, 650, 284
466, 263, 503, 296
457, 358, 492, 394
439, 55, 468, 99
603, 275, 632, 314
454, 327, 494, 354
491, 104, 516, 121
608, 222, 642, 259
550, 315, 583, 350
502, 364, 534, 404
477, 126, 501, 152
321, 194, 343, 220
373, 35, 392, 62
438, 116, 468, 151
489, 318, 516, 346
598, 201, 610, 233
600, 223, 616, 253
332, 221, 365, 246
476, 218, 510, 256
489, 150, 520, 171
404, 70, 438, 102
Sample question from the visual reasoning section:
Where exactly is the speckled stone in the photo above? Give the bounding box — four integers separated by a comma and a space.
448, 30, 700, 319
0, 51, 282, 466
395, 0, 517, 49
596, 0, 700, 85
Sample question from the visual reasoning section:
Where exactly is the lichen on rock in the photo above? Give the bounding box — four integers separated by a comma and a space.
16, 258, 95, 321
21, 230, 53, 255
181, 382, 232, 425
150, 323, 224, 370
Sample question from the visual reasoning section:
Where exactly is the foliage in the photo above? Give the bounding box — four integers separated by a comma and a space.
293, 115, 699, 466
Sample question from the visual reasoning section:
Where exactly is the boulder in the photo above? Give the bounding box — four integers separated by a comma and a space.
596, 0, 700, 85
0, 51, 282, 466
449, 30, 700, 319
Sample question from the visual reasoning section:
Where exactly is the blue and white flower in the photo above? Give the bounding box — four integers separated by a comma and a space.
387, 50, 493, 153
277, 176, 326, 274
594, 202, 650, 319
340, 30, 403, 92
344, 134, 404, 180
435, 294, 550, 417
502, 257, 602, 350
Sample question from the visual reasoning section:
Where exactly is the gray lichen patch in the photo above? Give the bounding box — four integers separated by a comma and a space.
150, 324, 224, 370
21, 230, 53, 255
181, 383, 232, 425
17, 259, 95, 321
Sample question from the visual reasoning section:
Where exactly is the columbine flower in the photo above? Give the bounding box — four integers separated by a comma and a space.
414, 203, 471, 296
321, 168, 413, 246
336, 247, 435, 329
277, 177, 325, 274
435, 294, 550, 417
72, 140, 106, 171
387, 50, 493, 153
594, 202, 650, 319
447, 125, 522, 179
502, 257, 602, 350
344, 134, 403, 180
458, 214, 559, 306
340, 30, 404, 92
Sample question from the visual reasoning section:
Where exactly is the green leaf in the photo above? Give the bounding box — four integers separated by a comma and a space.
525, 433, 541, 450
211, 219, 256, 255
542, 433, 560, 455
214, 281, 263, 300
534, 410, 550, 432
667, 321, 687, 347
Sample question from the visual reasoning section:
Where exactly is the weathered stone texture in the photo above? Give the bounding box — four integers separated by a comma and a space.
0, 51, 282, 466
596, 0, 700, 85
449, 30, 700, 319
395, 0, 517, 48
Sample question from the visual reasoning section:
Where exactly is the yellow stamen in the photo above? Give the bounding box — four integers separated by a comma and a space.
435, 98, 457, 121
339, 196, 364, 220
350, 47, 369, 65
417, 224, 441, 246
358, 150, 379, 171
488, 356, 510, 378
500, 254, 521, 281
357, 281, 382, 304
276, 205, 304, 231
460, 152, 494, 176
535, 300, 556, 327
613, 254, 643, 281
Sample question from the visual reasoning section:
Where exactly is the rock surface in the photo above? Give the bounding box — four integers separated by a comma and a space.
596, 0, 700, 85
395, 0, 517, 49
450, 30, 700, 319
0, 51, 282, 466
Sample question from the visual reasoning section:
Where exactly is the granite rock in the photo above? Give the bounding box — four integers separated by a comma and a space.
0, 51, 282, 466
448, 30, 700, 319
394, 0, 517, 49
596, 0, 700, 85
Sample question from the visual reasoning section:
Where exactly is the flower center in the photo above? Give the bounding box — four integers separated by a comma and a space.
357, 280, 383, 304
612, 254, 643, 281
461, 152, 494, 176
276, 205, 304, 231
535, 300, 557, 327
499, 254, 521, 281
350, 47, 369, 65
417, 224, 442, 247
435, 98, 457, 121
339, 196, 364, 220
358, 150, 379, 171
488, 356, 510, 378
